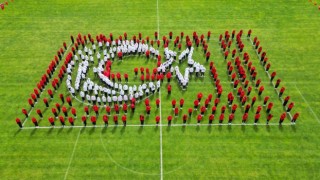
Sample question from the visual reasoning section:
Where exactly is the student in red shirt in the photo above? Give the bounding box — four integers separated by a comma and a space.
221, 105, 226, 114
156, 98, 160, 108
256, 105, 262, 114
200, 106, 206, 116
81, 116, 87, 126
231, 104, 237, 114
93, 105, 99, 116
210, 106, 216, 115
291, 113, 299, 124
59, 94, 65, 104
242, 113, 248, 124
244, 104, 250, 114
171, 99, 176, 109
146, 106, 151, 116
67, 116, 74, 126
182, 114, 187, 124
121, 115, 127, 126
48, 117, 55, 126
31, 117, 38, 127
266, 102, 273, 114
219, 113, 224, 124
112, 115, 118, 125
28, 98, 34, 108
275, 79, 281, 88
283, 96, 290, 106
279, 112, 286, 125
254, 113, 261, 124
197, 93, 203, 102
131, 103, 135, 113
188, 108, 193, 117
71, 107, 77, 118
167, 84, 171, 95
287, 102, 294, 112
179, 98, 184, 109
206, 51, 211, 62
174, 107, 179, 117
167, 115, 172, 126
89, 116, 96, 126
266, 114, 273, 125
279, 87, 285, 97
208, 114, 214, 124
270, 71, 276, 82
22, 108, 28, 118
139, 115, 144, 125
66, 96, 72, 106
50, 108, 57, 118
228, 114, 234, 125
263, 96, 269, 106
251, 96, 257, 107
43, 98, 49, 108
197, 114, 202, 124
258, 86, 264, 96
155, 116, 160, 125
16, 118, 22, 128
36, 109, 43, 119
101, 115, 107, 127
194, 99, 199, 110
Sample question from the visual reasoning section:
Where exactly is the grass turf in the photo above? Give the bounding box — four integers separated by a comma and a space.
0, 0, 320, 179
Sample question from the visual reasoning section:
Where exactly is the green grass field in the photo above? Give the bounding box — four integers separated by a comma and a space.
1, 0, 320, 179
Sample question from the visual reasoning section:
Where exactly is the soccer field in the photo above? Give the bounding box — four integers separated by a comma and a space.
1, 0, 320, 179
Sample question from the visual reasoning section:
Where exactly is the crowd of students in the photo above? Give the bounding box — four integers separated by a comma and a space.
15, 30, 299, 128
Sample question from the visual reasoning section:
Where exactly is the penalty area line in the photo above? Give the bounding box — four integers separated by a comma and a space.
64, 128, 81, 180
294, 83, 320, 124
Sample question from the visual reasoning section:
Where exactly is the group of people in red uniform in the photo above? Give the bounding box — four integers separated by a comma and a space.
249, 30, 300, 124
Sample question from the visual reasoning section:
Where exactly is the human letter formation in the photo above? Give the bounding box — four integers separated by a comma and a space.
15, 30, 299, 129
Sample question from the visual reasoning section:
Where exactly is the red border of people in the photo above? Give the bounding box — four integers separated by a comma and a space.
15, 30, 300, 129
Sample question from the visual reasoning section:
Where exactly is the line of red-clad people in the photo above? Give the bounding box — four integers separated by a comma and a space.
248, 30, 299, 124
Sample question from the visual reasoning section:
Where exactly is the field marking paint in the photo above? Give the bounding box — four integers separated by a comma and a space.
159, 82, 164, 180
294, 84, 320, 124
99, 131, 182, 176
64, 129, 81, 180
156, 0, 163, 179
21, 123, 294, 130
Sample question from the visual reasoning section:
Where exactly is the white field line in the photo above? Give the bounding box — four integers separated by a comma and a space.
294, 84, 320, 124
159, 81, 163, 180
64, 129, 81, 180
156, 0, 163, 179
21, 122, 294, 130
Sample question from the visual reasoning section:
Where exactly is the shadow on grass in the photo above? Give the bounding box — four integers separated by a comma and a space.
227, 125, 232, 132
154, 125, 159, 132
182, 125, 186, 133
14, 129, 21, 137
101, 126, 108, 134
111, 125, 118, 134
138, 126, 144, 134
47, 127, 54, 135
89, 126, 96, 135
120, 126, 126, 134
166, 125, 171, 132
241, 125, 246, 132
30, 128, 38, 136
